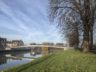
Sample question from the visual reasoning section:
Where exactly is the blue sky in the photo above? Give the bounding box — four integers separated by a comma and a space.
0, 0, 63, 44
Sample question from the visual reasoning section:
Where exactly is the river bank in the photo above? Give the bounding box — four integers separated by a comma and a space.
3, 50, 96, 72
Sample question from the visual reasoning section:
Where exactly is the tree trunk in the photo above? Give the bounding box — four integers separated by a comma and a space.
90, 27, 93, 50
74, 27, 79, 49
82, 28, 90, 52
82, 0, 90, 52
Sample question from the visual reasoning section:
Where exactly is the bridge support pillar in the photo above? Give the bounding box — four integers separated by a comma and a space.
41, 45, 48, 55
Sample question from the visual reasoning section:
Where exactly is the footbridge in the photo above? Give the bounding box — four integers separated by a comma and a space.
20, 45, 65, 49
13, 45, 67, 54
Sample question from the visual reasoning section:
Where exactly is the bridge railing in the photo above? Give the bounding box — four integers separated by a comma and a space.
19, 45, 65, 49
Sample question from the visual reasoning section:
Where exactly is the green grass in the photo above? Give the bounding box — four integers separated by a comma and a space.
3, 50, 96, 72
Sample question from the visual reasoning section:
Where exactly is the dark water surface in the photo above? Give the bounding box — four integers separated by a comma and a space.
0, 50, 42, 70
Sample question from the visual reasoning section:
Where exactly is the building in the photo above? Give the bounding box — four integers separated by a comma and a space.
6, 41, 13, 48
0, 37, 6, 50
42, 42, 54, 46
56, 43, 64, 47
12, 40, 24, 48
30, 43, 36, 45
7, 40, 24, 48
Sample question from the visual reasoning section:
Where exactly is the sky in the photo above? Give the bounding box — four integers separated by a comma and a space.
0, 0, 63, 44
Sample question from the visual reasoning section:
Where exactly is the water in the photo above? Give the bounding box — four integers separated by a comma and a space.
0, 51, 42, 71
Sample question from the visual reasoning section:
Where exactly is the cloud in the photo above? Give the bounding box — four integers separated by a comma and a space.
0, 0, 63, 44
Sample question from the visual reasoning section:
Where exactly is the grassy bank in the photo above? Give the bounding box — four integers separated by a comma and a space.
4, 50, 96, 72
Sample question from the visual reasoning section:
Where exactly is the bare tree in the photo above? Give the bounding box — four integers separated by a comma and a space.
67, 30, 79, 49
63, 14, 80, 49
49, 0, 96, 52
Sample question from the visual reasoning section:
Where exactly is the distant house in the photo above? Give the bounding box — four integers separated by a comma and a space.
42, 42, 54, 46
6, 41, 13, 48
30, 43, 36, 45
56, 43, 64, 47
0, 37, 6, 50
7, 40, 24, 48
12, 40, 24, 48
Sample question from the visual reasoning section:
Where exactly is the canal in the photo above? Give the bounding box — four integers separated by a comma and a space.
0, 46, 64, 71
0, 50, 42, 71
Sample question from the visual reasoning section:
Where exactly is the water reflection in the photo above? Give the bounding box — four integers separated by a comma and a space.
0, 55, 7, 65
0, 51, 41, 71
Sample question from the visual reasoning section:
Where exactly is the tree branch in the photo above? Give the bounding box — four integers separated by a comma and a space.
52, 6, 80, 14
